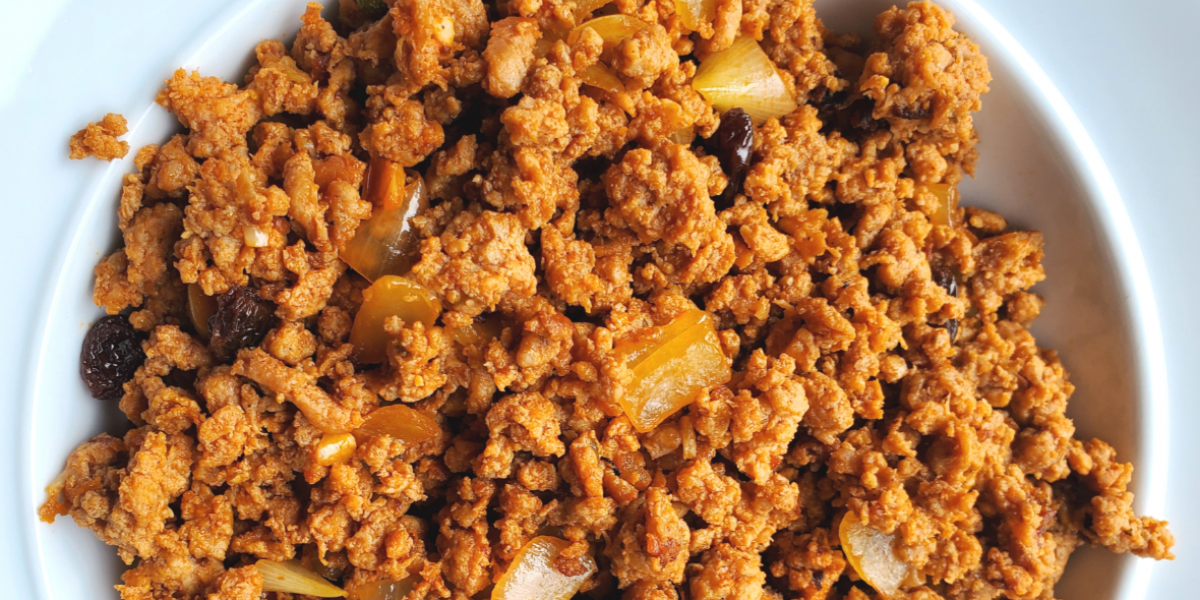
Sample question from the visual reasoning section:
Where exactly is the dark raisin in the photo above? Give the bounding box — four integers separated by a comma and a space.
812, 570, 826, 589
80, 315, 146, 400
707, 107, 755, 208
932, 264, 959, 297
945, 318, 959, 344
208, 286, 278, 362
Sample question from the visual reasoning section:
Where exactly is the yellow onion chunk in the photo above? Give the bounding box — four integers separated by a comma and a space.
839, 512, 915, 598
314, 433, 358, 466
919, 182, 954, 228
578, 64, 626, 93
568, 14, 648, 57
257, 560, 346, 598
492, 536, 596, 600
187, 283, 217, 340
674, 0, 716, 32
340, 159, 429, 283
349, 577, 416, 600
567, 15, 649, 92
353, 404, 440, 446
451, 314, 503, 349
693, 36, 798, 124
614, 309, 730, 432
349, 276, 441, 364
572, 0, 613, 20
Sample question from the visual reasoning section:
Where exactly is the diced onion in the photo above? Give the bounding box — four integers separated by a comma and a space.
349, 276, 442, 364
578, 63, 626, 93
350, 577, 417, 600
568, 14, 649, 61
568, 15, 650, 93
572, 0, 613, 20
839, 512, 915, 598
693, 36, 798, 125
314, 433, 358, 466
353, 404, 440, 446
366, 157, 407, 211
341, 165, 428, 283
451, 315, 503, 349
614, 309, 730, 432
920, 182, 954, 228
667, 126, 695, 146
187, 283, 218, 341
492, 537, 596, 600
256, 559, 347, 597
673, 0, 716, 32
244, 224, 271, 248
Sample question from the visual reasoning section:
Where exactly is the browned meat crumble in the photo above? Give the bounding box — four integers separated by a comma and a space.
43, 2, 1173, 600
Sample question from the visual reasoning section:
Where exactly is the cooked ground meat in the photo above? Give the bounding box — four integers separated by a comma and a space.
69, 112, 130, 161
43, 2, 1173, 600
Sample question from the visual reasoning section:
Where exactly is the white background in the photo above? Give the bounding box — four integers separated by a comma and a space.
0, 0, 1194, 598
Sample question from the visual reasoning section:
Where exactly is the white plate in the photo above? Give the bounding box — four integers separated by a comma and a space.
0, 1, 1194, 600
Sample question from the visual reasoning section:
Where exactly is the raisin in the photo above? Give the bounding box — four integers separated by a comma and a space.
931, 264, 960, 343
80, 315, 145, 401
208, 286, 278, 362
945, 318, 959, 344
707, 107, 754, 208
932, 264, 959, 297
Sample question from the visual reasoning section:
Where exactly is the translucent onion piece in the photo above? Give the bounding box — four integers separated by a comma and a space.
315, 432, 358, 466
673, 0, 716, 32
568, 14, 648, 61
492, 537, 596, 600
920, 182, 954, 227
353, 404, 441, 445
366, 157, 407, 210
572, 0, 613, 19
579, 63, 626, 93
349, 276, 442, 364
350, 577, 417, 600
187, 283, 217, 340
839, 512, 915, 598
614, 309, 730, 432
257, 560, 347, 597
693, 36, 798, 125
341, 165, 428, 282
244, 223, 271, 248
451, 314, 503, 349
667, 126, 695, 146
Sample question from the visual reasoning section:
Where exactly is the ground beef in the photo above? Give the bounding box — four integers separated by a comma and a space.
44, 2, 1173, 600
69, 113, 129, 161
